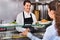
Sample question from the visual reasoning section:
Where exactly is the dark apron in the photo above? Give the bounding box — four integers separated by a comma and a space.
23, 12, 33, 25
23, 12, 35, 33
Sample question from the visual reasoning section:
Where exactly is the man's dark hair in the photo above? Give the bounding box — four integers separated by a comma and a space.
23, 0, 31, 5
48, 1, 56, 11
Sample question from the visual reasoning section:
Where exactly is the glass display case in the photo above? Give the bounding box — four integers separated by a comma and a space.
0, 21, 52, 40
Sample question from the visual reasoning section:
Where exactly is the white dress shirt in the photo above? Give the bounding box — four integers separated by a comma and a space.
27, 20, 60, 40
16, 11, 37, 25
16, 11, 37, 32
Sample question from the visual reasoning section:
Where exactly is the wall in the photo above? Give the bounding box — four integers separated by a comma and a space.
0, 0, 23, 23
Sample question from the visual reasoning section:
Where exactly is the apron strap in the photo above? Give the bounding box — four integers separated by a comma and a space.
23, 12, 33, 25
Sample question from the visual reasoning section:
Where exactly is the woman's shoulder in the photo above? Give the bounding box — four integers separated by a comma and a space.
46, 24, 55, 30
46, 24, 56, 33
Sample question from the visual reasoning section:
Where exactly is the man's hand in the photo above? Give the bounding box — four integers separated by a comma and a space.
20, 28, 30, 36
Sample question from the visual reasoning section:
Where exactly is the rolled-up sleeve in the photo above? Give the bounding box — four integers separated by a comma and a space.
27, 32, 41, 40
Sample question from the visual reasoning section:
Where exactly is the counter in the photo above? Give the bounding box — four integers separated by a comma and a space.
0, 21, 51, 40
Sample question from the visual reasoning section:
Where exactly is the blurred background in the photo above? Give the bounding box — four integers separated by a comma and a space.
0, 0, 60, 40
0, 0, 55, 23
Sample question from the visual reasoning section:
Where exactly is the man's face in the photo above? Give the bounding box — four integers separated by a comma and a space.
24, 2, 31, 12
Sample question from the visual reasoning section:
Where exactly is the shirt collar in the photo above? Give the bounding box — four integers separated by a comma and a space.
24, 11, 31, 15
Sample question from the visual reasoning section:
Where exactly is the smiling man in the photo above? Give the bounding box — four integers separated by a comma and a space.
16, 0, 37, 32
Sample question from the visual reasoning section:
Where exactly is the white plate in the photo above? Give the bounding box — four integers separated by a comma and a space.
38, 21, 51, 24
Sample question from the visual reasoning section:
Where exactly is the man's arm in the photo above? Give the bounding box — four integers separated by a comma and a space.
32, 13, 37, 24
16, 13, 23, 25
